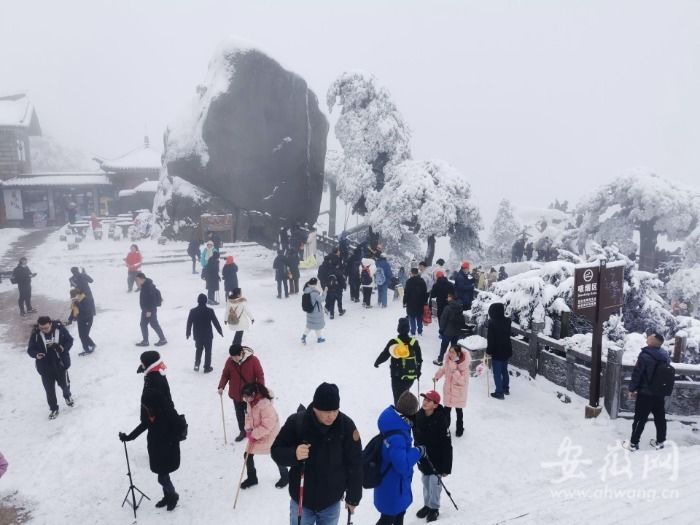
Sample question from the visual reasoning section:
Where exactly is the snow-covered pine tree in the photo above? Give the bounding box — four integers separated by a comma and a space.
486, 199, 521, 263
326, 72, 411, 215
577, 172, 699, 272
368, 159, 482, 265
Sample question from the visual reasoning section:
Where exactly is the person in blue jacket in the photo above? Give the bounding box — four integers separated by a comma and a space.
374, 391, 425, 525
454, 261, 475, 310
375, 254, 394, 308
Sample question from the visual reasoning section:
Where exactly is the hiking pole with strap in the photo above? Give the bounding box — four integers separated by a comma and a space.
121, 441, 149, 519
219, 395, 228, 445
423, 455, 458, 510
233, 446, 250, 509
298, 459, 306, 525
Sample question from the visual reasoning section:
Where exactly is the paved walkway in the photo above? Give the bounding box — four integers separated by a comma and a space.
0, 228, 65, 346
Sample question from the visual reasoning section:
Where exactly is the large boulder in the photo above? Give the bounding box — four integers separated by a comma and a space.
163, 38, 328, 235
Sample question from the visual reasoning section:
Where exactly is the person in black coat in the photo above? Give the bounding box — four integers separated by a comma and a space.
204, 252, 221, 305
486, 302, 513, 399
27, 316, 74, 418
67, 288, 96, 355
69, 267, 96, 315
12, 257, 36, 316
626, 332, 671, 450
436, 293, 464, 365
317, 255, 332, 289
413, 391, 452, 521
135, 273, 167, 347
120, 351, 182, 511
273, 250, 289, 298
221, 255, 239, 296
430, 272, 455, 321
186, 293, 223, 372
279, 227, 290, 252
187, 237, 202, 274
271, 383, 362, 522
346, 248, 362, 302
374, 317, 423, 403
286, 249, 300, 295
325, 273, 345, 319
403, 268, 428, 336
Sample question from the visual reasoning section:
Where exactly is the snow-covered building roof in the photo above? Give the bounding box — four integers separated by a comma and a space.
133, 179, 159, 193
0, 93, 41, 134
97, 137, 162, 173
0, 172, 111, 187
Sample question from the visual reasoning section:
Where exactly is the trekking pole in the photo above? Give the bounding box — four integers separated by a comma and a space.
298, 460, 306, 525
121, 441, 150, 519
347, 507, 353, 524
233, 447, 250, 509
424, 456, 458, 510
485, 354, 491, 397
220, 395, 228, 445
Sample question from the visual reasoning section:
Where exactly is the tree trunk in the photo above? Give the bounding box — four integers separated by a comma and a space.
638, 220, 657, 272
328, 181, 337, 238
425, 235, 436, 266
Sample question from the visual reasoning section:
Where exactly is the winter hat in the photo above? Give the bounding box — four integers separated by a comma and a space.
420, 390, 441, 404
137, 351, 160, 373
229, 344, 244, 356
70, 266, 80, 275
436, 271, 445, 279
397, 317, 410, 335
197, 293, 208, 306
396, 391, 419, 416
436, 259, 445, 266
313, 382, 340, 411
226, 255, 234, 265
461, 261, 470, 270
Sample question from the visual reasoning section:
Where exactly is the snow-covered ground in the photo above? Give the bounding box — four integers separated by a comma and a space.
0, 228, 25, 260
1, 230, 699, 524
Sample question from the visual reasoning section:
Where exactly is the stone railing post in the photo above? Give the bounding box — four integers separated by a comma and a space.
565, 350, 576, 392
673, 335, 687, 363
604, 347, 624, 419
528, 329, 540, 378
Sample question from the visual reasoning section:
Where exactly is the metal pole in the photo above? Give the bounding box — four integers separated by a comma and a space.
586, 261, 604, 418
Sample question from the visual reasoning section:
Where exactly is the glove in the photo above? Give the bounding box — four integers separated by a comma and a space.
374, 363, 379, 368
245, 430, 253, 440
119, 432, 129, 442
417, 445, 427, 458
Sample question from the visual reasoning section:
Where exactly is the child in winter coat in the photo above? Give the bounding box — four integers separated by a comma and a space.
302, 278, 326, 344
433, 345, 469, 437
225, 288, 254, 346
374, 391, 424, 524
240, 383, 289, 489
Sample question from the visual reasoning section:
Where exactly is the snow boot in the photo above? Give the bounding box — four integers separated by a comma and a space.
49, 409, 59, 420
339, 309, 346, 316
194, 365, 200, 372
65, 396, 74, 407
622, 441, 639, 452
203, 367, 213, 374
135, 341, 149, 347
301, 334, 307, 345
426, 509, 439, 522
155, 496, 168, 508
317, 337, 326, 343
433, 359, 443, 366
240, 471, 258, 489
456, 426, 464, 437
27, 308, 37, 313
490, 392, 505, 400
416, 506, 430, 519
504, 388, 510, 395
650, 439, 665, 450
275, 469, 289, 489
78, 350, 91, 356
166, 492, 179, 511
330, 313, 334, 319
234, 431, 246, 442
154, 339, 168, 347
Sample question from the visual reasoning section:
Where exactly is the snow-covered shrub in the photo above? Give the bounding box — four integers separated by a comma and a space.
485, 199, 521, 262
667, 267, 700, 318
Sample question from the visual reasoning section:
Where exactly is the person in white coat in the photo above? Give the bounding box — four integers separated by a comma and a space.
225, 288, 254, 346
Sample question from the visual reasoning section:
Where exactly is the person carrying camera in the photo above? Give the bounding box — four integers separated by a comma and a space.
27, 315, 74, 419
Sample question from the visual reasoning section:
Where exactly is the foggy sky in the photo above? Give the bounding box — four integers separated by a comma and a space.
1, 0, 699, 222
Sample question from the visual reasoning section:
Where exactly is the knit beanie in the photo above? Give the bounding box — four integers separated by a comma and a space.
229, 344, 244, 356
313, 382, 340, 411
137, 351, 160, 373
395, 391, 419, 416
397, 317, 410, 336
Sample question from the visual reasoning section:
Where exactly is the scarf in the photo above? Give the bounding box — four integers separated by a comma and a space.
145, 359, 167, 376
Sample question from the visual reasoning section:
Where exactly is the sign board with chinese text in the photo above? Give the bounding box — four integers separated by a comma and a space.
573, 263, 600, 323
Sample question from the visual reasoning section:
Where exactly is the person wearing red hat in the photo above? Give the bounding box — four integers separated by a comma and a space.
412, 390, 452, 522
454, 262, 475, 310
221, 255, 239, 296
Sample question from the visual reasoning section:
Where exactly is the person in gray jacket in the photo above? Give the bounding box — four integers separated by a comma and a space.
302, 278, 326, 344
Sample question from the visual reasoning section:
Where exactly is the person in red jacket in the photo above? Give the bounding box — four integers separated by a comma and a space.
124, 244, 143, 293
217, 344, 265, 442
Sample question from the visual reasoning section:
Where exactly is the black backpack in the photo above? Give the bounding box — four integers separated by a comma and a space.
647, 353, 675, 397
361, 266, 372, 286
154, 286, 163, 307
301, 292, 315, 313
362, 430, 399, 489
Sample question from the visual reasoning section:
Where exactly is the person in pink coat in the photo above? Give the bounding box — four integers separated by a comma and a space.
433, 345, 469, 437
240, 382, 289, 489
0, 452, 7, 478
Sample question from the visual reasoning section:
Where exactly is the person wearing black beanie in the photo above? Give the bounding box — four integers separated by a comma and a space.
120, 351, 184, 511
272, 383, 363, 522
374, 318, 423, 404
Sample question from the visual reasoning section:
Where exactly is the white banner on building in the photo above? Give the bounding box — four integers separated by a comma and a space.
3, 189, 23, 220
